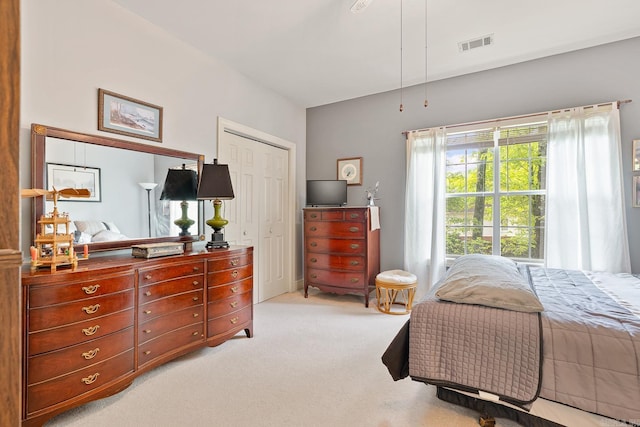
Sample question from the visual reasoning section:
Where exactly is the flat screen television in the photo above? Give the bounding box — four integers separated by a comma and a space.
306, 180, 347, 207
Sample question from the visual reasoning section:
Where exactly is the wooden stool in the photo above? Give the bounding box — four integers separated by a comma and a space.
375, 270, 417, 315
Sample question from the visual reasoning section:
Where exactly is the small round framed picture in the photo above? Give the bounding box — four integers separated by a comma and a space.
337, 157, 363, 185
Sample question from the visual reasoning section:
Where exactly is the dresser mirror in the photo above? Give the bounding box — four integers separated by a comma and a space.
31, 123, 204, 252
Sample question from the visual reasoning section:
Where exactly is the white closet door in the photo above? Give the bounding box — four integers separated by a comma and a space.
219, 131, 290, 303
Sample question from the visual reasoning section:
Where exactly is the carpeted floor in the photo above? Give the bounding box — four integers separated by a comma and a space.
45, 289, 521, 426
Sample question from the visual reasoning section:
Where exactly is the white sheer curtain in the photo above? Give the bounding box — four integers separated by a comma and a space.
546, 104, 631, 273
404, 128, 447, 298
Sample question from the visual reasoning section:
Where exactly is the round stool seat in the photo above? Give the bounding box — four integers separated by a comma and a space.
375, 270, 417, 315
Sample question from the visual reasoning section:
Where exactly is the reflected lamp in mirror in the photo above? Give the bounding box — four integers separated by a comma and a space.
160, 164, 198, 236
138, 182, 158, 237
197, 159, 234, 249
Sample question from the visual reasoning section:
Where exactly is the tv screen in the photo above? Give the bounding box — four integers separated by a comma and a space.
306, 180, 347, 207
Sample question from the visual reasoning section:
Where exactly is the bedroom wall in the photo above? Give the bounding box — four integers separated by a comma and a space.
307, 36, 640, 274
19, 0, 307, 261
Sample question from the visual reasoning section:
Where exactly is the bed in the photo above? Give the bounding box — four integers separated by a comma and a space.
382, 254, 640, 427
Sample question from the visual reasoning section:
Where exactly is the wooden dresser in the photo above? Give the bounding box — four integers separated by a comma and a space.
21, 247, 253, 427
303, 207, 380, 307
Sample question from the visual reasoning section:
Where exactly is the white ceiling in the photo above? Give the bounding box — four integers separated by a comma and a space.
112, 0, 640, 108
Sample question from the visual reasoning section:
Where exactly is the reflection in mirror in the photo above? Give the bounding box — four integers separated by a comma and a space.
32, 124, 204, 252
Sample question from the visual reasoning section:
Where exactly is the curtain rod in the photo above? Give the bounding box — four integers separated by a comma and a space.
401, 99, 632, 136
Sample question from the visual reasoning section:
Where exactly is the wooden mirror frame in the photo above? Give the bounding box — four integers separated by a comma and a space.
31, 123, 205, 252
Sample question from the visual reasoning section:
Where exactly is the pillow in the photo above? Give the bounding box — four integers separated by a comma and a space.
74, 220, 107, 236
91, 230, 127, 242
435, 254, 544, 312
103, 221, 121, 234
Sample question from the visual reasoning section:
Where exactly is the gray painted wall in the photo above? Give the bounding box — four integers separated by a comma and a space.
307, 37, 640, 274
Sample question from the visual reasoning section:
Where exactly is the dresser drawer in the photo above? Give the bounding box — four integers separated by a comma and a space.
306, 253, 365, 271
207, 252, 253, 271
208, 277, 252, 301
29, 272, 134, 308
208, 306, 251, 338
138, 260, 204, 286
305, 238, 365, 255
27, 327, 134, 385
28, 308, 134, 355
305, 221, 366, 238
138, 304, 204, 345
29, 289, 134, 331
207, 264, 253, 286
139, 275, 204, 303
207, 290, 252, 319
138, 323, 204, 367
306, 268, 365, 290
138, 289, 203, 323
26, 349, 134, 415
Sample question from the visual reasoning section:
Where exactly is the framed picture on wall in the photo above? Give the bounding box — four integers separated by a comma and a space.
98, 88, 163, 142
634, 176, 640, 208
46, 163, 101, 202
634, 139, 640, 171
337, 157, 363, 186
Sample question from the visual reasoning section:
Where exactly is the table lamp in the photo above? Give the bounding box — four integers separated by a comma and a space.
197, 159, 234, 249
160, 164, 198, 236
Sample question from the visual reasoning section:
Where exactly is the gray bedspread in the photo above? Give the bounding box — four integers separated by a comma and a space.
383, 266, 640, 423
532, 267, 640, 422
407, 271, 542, 405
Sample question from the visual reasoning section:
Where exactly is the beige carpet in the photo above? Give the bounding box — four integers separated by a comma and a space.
46, 289, 521, 427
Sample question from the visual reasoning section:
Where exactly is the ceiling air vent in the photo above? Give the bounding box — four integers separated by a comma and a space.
458, 34, 494, 52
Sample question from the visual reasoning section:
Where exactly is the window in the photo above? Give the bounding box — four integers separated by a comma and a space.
445, 121, 548, 262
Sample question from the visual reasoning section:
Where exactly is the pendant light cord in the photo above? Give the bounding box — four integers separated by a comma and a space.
399, 0, 404, 112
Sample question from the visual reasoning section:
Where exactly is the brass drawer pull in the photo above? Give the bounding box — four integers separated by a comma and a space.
81, 373, 100, 385
145, 274, 152, 280
350, 244, 360, 249
144, 329, 151, 334
230, 286, 239, 293
193, 313, 199, 318
230, 317, 239, 324
145, 291, 151, 296
310, 213, 318, 219
82, 304, 100, 314
144, 310, 152, 314
82, 284, 100, 294
230, 301, 238, 308
310, 273, 317, 279
350, 278, 359, 283
193, 266, 200, 272
193, 296, 199, 301
349, 227, 359, 233
144, 350, 151, 355
350, 260, 360, 266
193, 281, 199, 286
310, 226, 317, 231
82, 348, 100, 360
82, 325, 100, 336
310, 257, 317, 263
310, 242, 317, 247
349, 213, 359, 219
192, 331, 199, 336
231, 270, 239, 279
230, 258, 240, 266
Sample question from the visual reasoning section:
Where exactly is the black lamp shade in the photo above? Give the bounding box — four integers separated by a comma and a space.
197, 160, 235, 200
160, 168, 198, 201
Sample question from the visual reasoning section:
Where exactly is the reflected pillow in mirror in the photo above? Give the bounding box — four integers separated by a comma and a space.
74, 220, 107, 236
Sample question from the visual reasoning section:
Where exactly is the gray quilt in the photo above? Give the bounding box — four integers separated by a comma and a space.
408, 286, 542, 405
393, 266, 640, 423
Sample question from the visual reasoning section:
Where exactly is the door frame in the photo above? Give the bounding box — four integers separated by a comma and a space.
216, 117, 297, 294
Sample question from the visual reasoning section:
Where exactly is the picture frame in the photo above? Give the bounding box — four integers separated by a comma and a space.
634, 139, 640, 171
634, 176, 640, 208
337, 157, 363, 186
46, 163, 101, 202
98, 88, 163, 142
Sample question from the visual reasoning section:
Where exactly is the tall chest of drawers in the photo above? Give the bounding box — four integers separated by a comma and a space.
21, 246, 253, 427
303, 207, 380, 307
